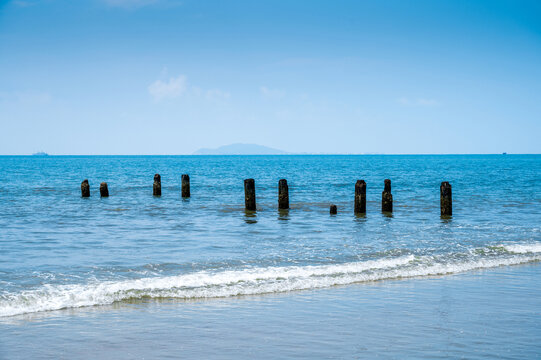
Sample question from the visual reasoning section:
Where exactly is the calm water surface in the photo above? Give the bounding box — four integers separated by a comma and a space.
0, 155, 540, 358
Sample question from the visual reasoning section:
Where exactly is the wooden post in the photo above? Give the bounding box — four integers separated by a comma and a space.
354, 180, 366, 214
100, 182, 109, 197
278, 179, 289, 209
382, 179, 393, 212
244, 178, 256, 211
81, 179, 90, 198
181, 174, 190, 198
330, 204, 337, 214
153, 174, 161, 196
440, 181, 452, 216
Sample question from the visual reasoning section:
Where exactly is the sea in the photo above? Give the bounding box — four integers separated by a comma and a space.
0, 155, 540, 359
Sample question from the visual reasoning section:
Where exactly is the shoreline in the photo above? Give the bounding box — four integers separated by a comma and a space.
2, 262, 540, 359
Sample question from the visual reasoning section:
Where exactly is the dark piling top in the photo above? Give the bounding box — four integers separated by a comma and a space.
100, 182, 109, 197
244, 178, 256, 211
81, 179, 90, 198
354, 180, 366, 214
153, 174, 161, 196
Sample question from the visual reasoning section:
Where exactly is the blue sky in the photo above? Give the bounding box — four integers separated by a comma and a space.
1, 0, 540, 154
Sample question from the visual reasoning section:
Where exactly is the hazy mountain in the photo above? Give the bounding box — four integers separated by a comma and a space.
193, 143, 288, 155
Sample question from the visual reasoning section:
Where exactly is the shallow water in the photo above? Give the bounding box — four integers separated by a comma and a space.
2, 265, 540, 359
0, 155, 540, 357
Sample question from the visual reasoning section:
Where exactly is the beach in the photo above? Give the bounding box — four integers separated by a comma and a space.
2, 264, 540, 359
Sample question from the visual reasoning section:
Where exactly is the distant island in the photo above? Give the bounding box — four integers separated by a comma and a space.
32, 152, 49, 156
193, 143, 288, 155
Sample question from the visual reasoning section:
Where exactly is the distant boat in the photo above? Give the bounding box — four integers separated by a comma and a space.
32, 152, 49, 156
502, 152, 507, 155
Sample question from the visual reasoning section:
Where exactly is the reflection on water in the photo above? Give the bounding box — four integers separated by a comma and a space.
354, 213, 367, 222
440, 215, 453, 223
244, 210, 257, 224
277, 209, 290, 221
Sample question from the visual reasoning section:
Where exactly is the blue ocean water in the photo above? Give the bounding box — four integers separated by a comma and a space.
0, 155, 540, 358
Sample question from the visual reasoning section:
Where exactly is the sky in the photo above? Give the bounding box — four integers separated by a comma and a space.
0, 0, 540, 154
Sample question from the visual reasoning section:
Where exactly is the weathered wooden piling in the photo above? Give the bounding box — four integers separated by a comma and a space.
244, 178, 256, 211
100, 182, 109, 197
330, 204, 337, 214
382, 179, 393, 212
354, 180, 366, 214
440, 181, 452, 216
153, 174, 161, 196
181, 174, 190, 198
81, 179, 90, 198
278, 179, 289, 209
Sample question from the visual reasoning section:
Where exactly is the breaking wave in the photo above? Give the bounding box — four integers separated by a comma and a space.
1, 243, 540, 317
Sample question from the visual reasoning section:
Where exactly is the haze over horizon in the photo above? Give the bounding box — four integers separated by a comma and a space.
1, 0, 540, 155
14, 142, 539, 156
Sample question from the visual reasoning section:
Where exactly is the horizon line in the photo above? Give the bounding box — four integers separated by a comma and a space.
1, 153, 537, 156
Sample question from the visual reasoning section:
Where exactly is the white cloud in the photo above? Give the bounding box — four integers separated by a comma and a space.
205, 89, 230, 100
260, 86, 285, 99
148, 75, 187, 101
148, 74, 230, 102
398, 97, 440, 107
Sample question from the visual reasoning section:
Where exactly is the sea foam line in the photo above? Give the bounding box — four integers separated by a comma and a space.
1, 243, 540, 317
500, 243, 541, 254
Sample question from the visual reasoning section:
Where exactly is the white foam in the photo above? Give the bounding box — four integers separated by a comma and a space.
501, 243, 541, 254
1, 248, 540, 317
